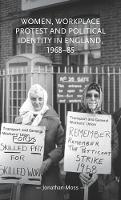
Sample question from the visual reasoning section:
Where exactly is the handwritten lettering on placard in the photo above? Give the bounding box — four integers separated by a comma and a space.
64, 112, 111, 174
0, 123, 45, 185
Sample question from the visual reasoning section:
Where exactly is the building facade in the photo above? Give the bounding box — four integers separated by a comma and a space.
0, 0, 121, 127
0, 1, 121, 200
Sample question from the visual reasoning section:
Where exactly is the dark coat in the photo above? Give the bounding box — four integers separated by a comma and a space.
113, 109, 121, 199
97, 111, 119, 200
12, 106, 65, 200
112, 108, 121, 177
65, 107, 119, 200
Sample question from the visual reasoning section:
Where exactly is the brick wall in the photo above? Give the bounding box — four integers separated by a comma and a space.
0, 1, 121, 199
100, 0, 121, 65
0, 0, 121, 114
0, 0, 21, 18
1, 0, 121, 68
0, 0, 24, 68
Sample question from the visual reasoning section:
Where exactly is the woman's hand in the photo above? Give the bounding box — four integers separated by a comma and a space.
79, 173, 91, 186
79, 173, 98, 187
14, 116, 23, 124
88, 174, 98, 187
40, 158, 52, 175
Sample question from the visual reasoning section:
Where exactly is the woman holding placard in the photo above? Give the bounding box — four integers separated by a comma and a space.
13, 84, 65, 200
65, 82, 119, 200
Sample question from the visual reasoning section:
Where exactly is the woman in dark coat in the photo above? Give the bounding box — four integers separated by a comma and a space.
65, 82, 119, 200
113, 108, 121, 200
13, 84, 65, 200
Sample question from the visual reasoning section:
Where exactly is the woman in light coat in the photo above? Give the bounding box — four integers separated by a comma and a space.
14, 84, 65, 200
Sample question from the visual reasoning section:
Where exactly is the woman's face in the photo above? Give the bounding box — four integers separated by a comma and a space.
30, 92, 44, 111
85, 89, 100, 112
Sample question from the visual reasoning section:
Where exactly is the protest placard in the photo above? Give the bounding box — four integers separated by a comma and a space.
64, 111, 111, 174
0, 123, 45, 185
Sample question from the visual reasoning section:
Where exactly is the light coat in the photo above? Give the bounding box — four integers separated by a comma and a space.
13, 106, 65, 200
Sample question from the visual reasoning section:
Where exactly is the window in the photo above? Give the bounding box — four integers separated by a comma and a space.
16, 25, 49, 55
6, 65, 27, 122
65, 17, 101, 72
16, 28, 36, 54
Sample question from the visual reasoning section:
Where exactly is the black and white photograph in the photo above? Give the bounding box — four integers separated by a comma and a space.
0, 0, 121, 200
